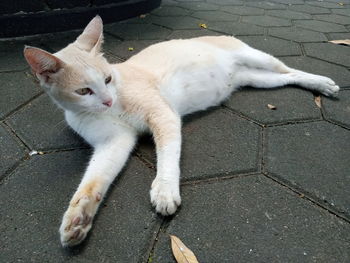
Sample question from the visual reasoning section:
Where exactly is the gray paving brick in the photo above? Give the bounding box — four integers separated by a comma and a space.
269, 27, 327, 42
246, 1, 287, 9
313, 14, 350, 25
191, 10, 239, 21
152, 175, 350, 262
145, 16, 205, 30
105, 23, 172, 40
105, 40, 161, 60
151, 6, 191, 16
0, 42, 30, 72
303, 43, 350, 67
0, 71, 41, 119
0, 151, 157, 262
306, 1, 348, 9
294, 20, 348, 32
323, 90, 350, 128
239, 36, 301, 56
221, 6, 264, 15
166, 29, 221, 39
225, 87, 321, 125
289, 4, 331, 14
266, 9, 312, 19
242, 15, 291, 27
177, 2, 219, 11
280, 56, 350, 88
332, 8, 350, 17
6, 94, 86, 150
206, 0, 244, 5
269, 0, 304, 4
207, 22, 264, 36
327, 32, 350, 40
0, 123, 27, 176
266, 122, 350, 216
137, 109, 261, 180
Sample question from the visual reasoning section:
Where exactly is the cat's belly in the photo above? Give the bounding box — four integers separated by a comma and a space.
160, 54, 237, 116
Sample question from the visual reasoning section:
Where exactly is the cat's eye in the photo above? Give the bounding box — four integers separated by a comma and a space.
105, 75, 112, 84
75, 87, 93, 95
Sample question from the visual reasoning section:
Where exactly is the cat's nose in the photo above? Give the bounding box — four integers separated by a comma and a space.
103, 100, 113, 107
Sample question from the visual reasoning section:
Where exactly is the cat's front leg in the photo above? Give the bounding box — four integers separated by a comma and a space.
59, 131, 136, 247
146, 106, 182, 216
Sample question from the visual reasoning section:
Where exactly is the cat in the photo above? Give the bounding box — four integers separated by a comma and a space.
24, 16, 339, 247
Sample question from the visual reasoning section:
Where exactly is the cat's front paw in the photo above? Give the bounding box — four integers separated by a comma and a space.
59, 193, 100, 247
150, 179, 181, 216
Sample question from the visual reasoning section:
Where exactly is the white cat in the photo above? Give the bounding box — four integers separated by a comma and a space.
24, 16, 339, 247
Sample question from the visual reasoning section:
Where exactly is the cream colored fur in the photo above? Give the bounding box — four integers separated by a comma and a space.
24, 16, 339, 247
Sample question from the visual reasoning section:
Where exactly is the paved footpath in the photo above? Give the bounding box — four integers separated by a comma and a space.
1, 0, 350, 262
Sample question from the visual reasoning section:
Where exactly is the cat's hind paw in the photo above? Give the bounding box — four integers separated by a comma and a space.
150, 179, 181, 216
59, 194, 98, 247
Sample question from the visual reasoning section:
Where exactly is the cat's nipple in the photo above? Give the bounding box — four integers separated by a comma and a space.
103, 100, 113, 107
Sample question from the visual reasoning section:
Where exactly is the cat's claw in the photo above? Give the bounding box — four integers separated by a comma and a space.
59, 195, 97, 247
150, 179, 181, 216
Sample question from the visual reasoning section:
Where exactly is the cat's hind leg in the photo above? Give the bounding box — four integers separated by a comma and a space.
235, 69, 339, 97
59, 131, 136, 247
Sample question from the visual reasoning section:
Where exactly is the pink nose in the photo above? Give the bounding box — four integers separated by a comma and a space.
103, 100, 112, 107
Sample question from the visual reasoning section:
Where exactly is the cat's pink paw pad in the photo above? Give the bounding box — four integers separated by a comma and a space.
150, 180, 181, 216
59, 195, 97, 247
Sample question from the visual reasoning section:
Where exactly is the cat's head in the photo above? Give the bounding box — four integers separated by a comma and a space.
24, 16, 117, 113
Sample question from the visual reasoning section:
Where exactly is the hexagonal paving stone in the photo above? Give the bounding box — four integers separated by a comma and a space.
246, 1, 287, 9
266, 9, 312, 19
220, 6, 264, 15
323, 90, 350, 128
105, 40, 161, 60
152, 175, 350, 262
280, 56, 350, 88
105, 23, 172, 40
0, 71, 41, 120
191, 10, 239, 21
0, 151, 158, 262
266, 121, 350, 216
206, 0, 244, 5
178, 2, 219, 11
0, 41, 30, 72
146, 16, 205, 30
151, 6, 191, 16
303, 43, 350, 68
137, 109, 261, 180
239, 36, 301, 56
313, 14, 350, 25
242, 15, 291, 27
289, 5, 331, 14
268, 0, 304, 4
327, 32, 350, 40
332, 8, 350, 17
294, 20, 347, 32
166, 29, 221, 39
269, 27, 327, 42
225, 87, 321, 125
208, 22, 264, 36
6, 94, 86, 150
306, 1, 347, 9
0, 123, 27, 176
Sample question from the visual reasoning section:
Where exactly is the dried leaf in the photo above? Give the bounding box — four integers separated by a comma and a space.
170, 235, 199, 263
139, 14, 147, 18
267, 104, 277, 110
314, 96, 322, 108
338, 2, 344, 6
199, 23, 207, 29
328, 39, 350, 46
128, 47, 134, 51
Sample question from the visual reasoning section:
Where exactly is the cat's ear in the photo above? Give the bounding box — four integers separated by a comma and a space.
24, 46, 64, 81
75, 15, 103, 54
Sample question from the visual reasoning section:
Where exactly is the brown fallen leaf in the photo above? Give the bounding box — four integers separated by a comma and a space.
267, 104, 277, 110
314, 96, 322, 108
338, 2, 344, 6
139, 14, 147, 18
328, 39, 350, 46
170, 235, 199, 263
